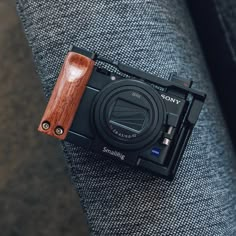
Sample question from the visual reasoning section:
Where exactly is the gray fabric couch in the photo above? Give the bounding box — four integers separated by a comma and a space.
16, 0, 236, 235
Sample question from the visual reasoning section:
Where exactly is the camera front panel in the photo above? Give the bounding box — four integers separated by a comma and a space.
68, 71, 188, 179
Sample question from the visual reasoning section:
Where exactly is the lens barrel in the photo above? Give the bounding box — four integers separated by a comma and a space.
93, 80, 166, 151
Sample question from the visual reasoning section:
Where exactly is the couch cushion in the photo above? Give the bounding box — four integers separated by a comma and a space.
17, 0, 236, 235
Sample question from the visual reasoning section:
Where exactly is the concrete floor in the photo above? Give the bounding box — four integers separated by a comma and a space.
0, 1, 89, 235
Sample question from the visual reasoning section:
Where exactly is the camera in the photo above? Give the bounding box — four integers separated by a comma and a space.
38, 46, 206, 180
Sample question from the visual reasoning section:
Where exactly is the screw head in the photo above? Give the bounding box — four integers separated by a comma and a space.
111, 76, 116, 81
42, 121, 50, 130
162, 138, 171, 146
55, 127, 64, 136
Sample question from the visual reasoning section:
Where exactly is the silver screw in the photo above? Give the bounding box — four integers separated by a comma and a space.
42, 121, 50, 130
55, 127, 64, 136
163, 138, 171, 146
167, 126, 173, 135
111, 76, 116, 81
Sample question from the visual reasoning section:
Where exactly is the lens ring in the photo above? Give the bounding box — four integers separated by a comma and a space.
93, 79, 166, 151
102, 87, 157, 142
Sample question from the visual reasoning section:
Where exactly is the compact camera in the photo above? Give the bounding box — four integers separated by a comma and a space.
38, 46, 206, 180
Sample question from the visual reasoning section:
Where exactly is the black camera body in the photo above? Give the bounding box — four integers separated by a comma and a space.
64, 46, 206, 180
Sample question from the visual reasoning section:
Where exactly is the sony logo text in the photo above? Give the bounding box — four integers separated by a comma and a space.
161, 94, 181, 105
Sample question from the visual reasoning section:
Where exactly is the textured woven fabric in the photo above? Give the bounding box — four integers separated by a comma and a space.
16, 0, 236, 235
214, 0, 236, 63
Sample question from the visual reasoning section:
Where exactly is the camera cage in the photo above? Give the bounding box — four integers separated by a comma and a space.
38, 45, 206, 179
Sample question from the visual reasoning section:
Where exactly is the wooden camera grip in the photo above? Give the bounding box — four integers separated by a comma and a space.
38, 52, 95, 140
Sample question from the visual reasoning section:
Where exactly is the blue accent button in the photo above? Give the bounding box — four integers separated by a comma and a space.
151, 148, 161, 157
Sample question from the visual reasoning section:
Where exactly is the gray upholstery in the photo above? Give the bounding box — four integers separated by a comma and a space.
17, 0, 236, 235
215, 0, 236, 62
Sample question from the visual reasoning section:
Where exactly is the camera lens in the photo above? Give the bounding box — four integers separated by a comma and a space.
93, 79, 165, 151
109, 99, 148, 135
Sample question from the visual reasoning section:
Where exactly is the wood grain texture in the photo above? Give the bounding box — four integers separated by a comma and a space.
38, 52, 95, 140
